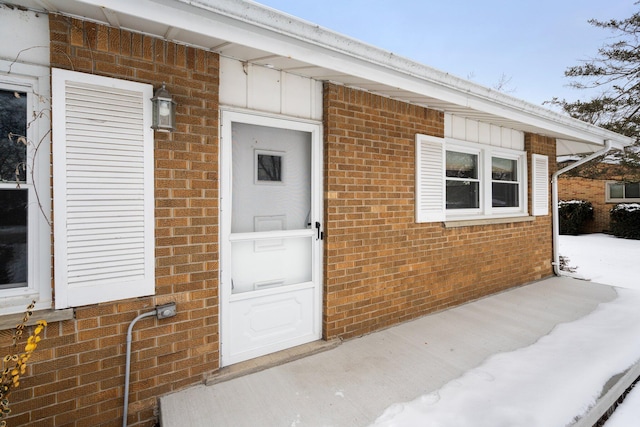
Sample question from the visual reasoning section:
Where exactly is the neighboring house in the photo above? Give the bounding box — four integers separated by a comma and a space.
558, 161, 640, 233
0, 0, 633, 425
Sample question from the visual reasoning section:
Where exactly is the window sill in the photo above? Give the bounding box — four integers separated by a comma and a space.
444, 215, 535, 228
0, 308, 74, 331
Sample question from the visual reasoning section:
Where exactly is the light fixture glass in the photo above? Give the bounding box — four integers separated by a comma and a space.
151, 83, 176, 132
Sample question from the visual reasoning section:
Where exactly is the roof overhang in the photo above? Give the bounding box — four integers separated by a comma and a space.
6, 0, 635, 155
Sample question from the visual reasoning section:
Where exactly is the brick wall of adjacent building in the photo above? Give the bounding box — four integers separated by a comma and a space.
558, 176, 611, 233
9, 15, 220, 427
322, 83, 555, 340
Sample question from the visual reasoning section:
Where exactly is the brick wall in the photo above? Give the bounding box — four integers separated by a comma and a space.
323, 83, 554, 340
8, 15, 219, 427
558, 176, 611, 233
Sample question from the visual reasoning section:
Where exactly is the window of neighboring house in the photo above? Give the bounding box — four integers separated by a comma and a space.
0, 70, 52, 314
606, 181, 640, 202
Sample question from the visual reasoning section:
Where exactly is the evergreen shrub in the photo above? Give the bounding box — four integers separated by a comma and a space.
558, 200, 594, 235
610, 203, 640, 239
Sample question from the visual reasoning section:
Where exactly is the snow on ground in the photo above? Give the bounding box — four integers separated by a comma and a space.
560, 233, 640, 291
369, 234, 640, 427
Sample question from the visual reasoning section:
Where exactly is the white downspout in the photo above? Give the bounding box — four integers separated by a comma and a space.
551, 139, 614, 276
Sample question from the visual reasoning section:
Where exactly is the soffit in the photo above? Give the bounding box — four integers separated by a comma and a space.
5, 0, 634, 155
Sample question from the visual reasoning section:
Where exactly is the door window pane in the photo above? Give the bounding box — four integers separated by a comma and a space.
0, 189, 28, 288
232, 123, 311, 233
0, 89, 27, 183
230, 236, 312, 294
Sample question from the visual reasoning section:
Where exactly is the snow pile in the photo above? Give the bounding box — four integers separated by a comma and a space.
369, 234, 640, 427
611, 203, 640, 213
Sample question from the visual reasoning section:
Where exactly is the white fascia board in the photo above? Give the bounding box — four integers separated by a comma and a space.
71, 0, 634, 149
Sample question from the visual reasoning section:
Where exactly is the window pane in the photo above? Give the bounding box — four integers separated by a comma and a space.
0, 89, 27, 182
625, 182, 640, 199
446, 151, 477, 179
446, 180, 479, 209
492, 157, 517, 182
492, 182, 519, 207
257, 154, 282, 182
609, 183, 624, 199
0, 189, 28, 288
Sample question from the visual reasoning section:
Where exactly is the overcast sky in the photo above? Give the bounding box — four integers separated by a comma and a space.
254, 0, 636, 107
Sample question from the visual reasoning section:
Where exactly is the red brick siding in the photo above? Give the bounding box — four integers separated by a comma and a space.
9, 15, 220, 427
323, 84, 555, 340
558, 176, 611, 233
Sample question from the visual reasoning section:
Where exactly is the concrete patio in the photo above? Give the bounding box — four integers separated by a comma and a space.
159, 277, 639, 426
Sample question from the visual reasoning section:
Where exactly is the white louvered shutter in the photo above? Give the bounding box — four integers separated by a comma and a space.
415, 134, 446, 222
52, 69, 154, 309
531, 154, 549, 216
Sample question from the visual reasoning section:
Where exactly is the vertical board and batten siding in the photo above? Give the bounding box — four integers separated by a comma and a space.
219, 57, 323, 120
445, 113, 525, 150
52, 68, 155, 309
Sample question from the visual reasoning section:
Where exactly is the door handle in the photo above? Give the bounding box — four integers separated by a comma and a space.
315, 221, 324, 241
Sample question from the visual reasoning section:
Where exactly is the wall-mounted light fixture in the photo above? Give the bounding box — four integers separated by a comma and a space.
151, 83, 176, 132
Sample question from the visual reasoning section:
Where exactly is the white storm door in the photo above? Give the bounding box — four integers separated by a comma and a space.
220, 110, 322, 366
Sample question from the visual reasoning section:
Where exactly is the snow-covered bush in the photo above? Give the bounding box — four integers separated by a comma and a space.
558, 200, 594, 235
610, 203, 640, 239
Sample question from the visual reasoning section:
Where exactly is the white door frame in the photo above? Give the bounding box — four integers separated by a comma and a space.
219, 108, 323, 366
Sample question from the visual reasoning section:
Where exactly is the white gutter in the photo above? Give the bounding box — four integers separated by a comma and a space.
551, 140, 614, 276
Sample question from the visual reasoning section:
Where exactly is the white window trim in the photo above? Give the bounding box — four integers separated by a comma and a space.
445, 138, 527, 220
605, 180, 640, 203
0, 61, 52, 315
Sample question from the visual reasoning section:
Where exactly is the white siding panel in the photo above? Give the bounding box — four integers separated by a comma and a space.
445, 114, 523, 148
221, 58, 322, 120
311, 80, 323, 121
248, 65, 281, 112
282, 73, 312, 118
512, 129, 525, 150
478, 121, 492, 144
52, 68, 155, 309
490, 124, 502, 147
450, 115, 466, 140
465, 119, 479, 142
219, 56, 247, 107
501, 127, 512, 148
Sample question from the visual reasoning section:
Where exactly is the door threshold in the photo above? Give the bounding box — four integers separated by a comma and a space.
207, 339, 341, 386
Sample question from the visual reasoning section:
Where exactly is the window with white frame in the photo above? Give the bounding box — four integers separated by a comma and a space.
0, 69, 52, 315
416, 134, 530, 222
606, 181, 640, 202
445, 140, 526, 217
